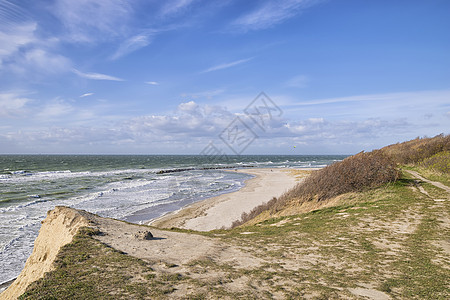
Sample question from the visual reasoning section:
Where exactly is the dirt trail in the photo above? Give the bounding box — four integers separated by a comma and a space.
404, 170, 450, 194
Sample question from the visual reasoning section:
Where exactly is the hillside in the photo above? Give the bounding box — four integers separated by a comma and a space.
1, 135, 449, 299
232, 134, 450, 226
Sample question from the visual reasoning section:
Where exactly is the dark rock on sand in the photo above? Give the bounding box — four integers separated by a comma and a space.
134, 231, 153, 240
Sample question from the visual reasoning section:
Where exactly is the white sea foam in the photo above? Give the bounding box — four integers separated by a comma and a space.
0, 168, 153, 184
0, 169, 251, 285
0, 155, 343, 285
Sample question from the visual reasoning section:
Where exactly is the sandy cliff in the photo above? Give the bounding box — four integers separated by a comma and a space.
1, 207, 90, 300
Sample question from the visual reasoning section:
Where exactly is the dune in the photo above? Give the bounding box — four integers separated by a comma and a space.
150, 168, 307, 231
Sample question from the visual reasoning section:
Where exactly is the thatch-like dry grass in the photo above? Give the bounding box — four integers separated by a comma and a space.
381, 133, 450, 164
232, 150, 398, 227
232, 134, 450, 227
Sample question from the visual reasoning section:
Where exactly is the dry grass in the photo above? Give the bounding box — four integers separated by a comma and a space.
381, 133, 450, 164
232, 150, 398, 227
232, 134, 450, 227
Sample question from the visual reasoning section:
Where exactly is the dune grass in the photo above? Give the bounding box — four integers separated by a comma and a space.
382, 133, 450, 165
19, 171, 450, 299
420, 151, 450, 174
232, 150, 398, 227
17, 135, 450, 299
233, 134, 449, 227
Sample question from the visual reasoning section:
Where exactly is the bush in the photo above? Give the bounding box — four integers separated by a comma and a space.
420, 151, 450, 174
381, 134, 450, 164
232, 150, 398, 227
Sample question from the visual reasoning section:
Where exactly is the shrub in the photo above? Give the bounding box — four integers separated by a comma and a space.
381, 134, 450, 164
420, 151, 450, 174
232, 150, 398, 227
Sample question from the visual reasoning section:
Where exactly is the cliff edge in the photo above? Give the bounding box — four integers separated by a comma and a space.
1, 207, 90, 300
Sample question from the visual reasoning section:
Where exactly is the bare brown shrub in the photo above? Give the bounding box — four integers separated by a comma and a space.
232, 150, 398, 227
381, 134, 450, 164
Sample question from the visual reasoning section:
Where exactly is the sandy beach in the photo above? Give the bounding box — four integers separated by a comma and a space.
150, 168, 310, 231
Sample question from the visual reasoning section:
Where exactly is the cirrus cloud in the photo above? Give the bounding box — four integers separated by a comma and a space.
0, 92, 31, 117
73, 69, 124, 81
232, 0, 323, 31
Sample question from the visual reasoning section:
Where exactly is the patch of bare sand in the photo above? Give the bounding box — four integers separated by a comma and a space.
87, 212, 268, 298
404, 170, 450, 193
150, 168, 306, 231
348, 287, 391, 300
90, 215, 262, 270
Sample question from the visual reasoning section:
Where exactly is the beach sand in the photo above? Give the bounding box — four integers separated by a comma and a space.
150, 168, 308, 231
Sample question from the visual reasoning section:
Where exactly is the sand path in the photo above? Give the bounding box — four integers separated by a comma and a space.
150, 168, 304, 231
404, 170, 450, 193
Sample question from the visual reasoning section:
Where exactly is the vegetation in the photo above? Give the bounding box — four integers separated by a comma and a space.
381, 133, 450, 165
233, 134, 449, 227
17, 135, 450, 299
420, 151, 450, 174
19, 227, 191, 299
232, 150, 398, 227
19, 171, 450, 299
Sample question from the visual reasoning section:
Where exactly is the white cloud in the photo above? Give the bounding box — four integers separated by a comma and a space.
73, 69, 124, 81
284, 75, 309, 88
202, 57, 253, 73
159, 0, 196, 18
52, 0, 133, 42
2, 96, 447, 154
111, 33, 154, 60
36, 99, 74, 119
146, 81, 159, 85
80, 93, 94, 98
181, 89, 225, 99
0, 0, 28, 24
0, 92, 31, 117
0, 14, 71, 75
232, 0, 322, 31
22, 48, 71, 73
178, 100, 199, 112
0, 23, 37, 67
123, 101, 234, 139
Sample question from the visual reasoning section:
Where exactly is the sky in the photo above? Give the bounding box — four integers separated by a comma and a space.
0, 0, 449, 155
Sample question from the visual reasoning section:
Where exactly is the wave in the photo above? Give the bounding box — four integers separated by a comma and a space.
156, 165, 255, 174
0, 168, 154, 184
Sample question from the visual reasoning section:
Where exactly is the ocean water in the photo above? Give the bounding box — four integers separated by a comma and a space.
0, 154, 345, 286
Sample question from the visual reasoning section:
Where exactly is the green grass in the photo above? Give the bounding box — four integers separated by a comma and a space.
19, 228, 189, 299
421, 151, 450, 174
19, 171, 449, 299
403, 165, 450, 186
204, 176, 449, 298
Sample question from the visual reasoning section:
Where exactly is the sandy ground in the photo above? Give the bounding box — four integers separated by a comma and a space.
1, 168, 309, 299
150, 168, 305, 231
94, 216, 262, 269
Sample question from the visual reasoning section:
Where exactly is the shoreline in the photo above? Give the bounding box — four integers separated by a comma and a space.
0, 278, 16, 294
150, 168, 315, 231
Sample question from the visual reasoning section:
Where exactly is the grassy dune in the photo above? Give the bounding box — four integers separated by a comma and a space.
17, 135, 450, 299
232, 134, 449, 227
19, 170, 449, 299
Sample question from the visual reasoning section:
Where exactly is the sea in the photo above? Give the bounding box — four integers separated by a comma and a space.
0, 154, 346, 287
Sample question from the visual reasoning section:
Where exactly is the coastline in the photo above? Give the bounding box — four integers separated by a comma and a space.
150, 168, 314, 231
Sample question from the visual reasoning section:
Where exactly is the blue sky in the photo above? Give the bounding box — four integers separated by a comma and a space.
0, 0, 449, 155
